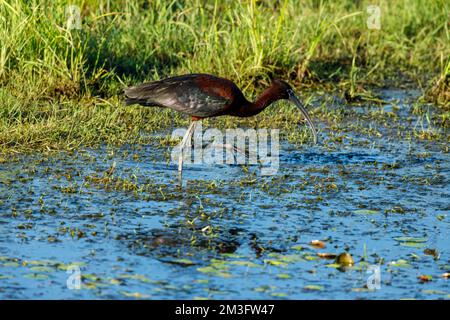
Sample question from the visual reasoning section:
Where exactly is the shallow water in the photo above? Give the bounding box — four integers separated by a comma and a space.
0, 90, 449, 299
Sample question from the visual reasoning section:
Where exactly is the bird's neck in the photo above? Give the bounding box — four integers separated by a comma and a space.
239, 86, 280, 117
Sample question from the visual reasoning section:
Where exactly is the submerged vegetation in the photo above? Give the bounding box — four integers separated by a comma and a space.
0, 0, 449, 154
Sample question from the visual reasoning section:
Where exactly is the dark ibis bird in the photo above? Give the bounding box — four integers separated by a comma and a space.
124, 74, 317, 173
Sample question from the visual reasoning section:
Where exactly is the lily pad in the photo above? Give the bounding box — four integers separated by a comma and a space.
118, 274, 153, 283
197, 266, 232, 278
400, 242, 426, 248
352, 287, 372, 292
304, 255, 319, 261
109, 278, 123, 285
325, 263, 342, 269
120, 291, 150, 299
253, 286, 271, 292
394, 237, 427, 243
169, 258, 196, 266
27, 260, 59, 266
29, 266, 54, 273
264, 260, 288, 267
2, 262, 19, 267
270, 292, 288, 297
354, 209, 379, 215
57, 262, 86, 271
390, 259, 412, 268
227, 260, 261, 268
422, 289, 446, 295
276, 273, 292, 279
24, 273, 49, 280
304, 285, 324, 291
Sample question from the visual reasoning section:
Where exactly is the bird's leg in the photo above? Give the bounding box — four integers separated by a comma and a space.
213, 143, 246, 162
219, 144, 245, 155
178, 121, 197, 174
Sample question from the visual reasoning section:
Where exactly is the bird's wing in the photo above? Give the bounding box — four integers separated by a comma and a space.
124, 75, 231, 117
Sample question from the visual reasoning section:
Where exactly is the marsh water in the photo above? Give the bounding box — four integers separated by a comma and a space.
0, 90, 449, 299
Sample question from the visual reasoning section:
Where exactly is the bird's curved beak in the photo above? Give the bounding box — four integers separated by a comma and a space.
288, 90, 318, 144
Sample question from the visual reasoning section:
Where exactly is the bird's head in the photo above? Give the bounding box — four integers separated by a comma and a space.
271, 79, 318, 144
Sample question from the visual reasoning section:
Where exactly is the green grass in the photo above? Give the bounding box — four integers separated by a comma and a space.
0, 0, 448, 155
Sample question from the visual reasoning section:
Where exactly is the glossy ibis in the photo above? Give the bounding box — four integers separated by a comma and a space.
124, 74, 317, 174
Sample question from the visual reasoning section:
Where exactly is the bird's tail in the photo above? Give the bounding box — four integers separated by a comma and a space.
124, 97, 140, 106
123, 84, 159, 106
123, 87, 144, 106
